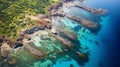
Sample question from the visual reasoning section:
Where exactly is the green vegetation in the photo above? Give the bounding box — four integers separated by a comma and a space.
0, 0, 60, 39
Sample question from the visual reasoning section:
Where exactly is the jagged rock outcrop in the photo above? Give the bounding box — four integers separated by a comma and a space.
75, 5, 107, 15
51, 27, 57, 34
47, 0, 105, 31
0, 43, 13, 57
58, 29, 77, 40
22, 38, 43, 57
51, 33, 72, 47
66, 14, 99, 29
25, 45, 43, 56
37, 19, 52, 29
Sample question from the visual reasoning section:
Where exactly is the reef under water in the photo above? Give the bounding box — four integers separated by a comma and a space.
0, 0, 109, 67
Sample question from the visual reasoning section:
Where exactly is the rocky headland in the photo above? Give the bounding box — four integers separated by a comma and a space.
0, 0, 107, 66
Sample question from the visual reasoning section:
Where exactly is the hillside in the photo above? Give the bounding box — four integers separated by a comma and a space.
0, 0, 60, 39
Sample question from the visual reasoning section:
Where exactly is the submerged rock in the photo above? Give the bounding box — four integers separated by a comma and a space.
70, 64, 74, 67
25, 45, 43, 57
76, 51, 86, 59
58, 29, 77, 40
8, 57, 17, 65
95, 41, 99, 46
51, 33, 72, 47
0, 0, 107, 66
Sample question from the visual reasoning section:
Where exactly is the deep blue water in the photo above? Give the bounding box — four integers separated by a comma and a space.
28, 0, 120, 67
0, 0, 120, 67
52, 0, 120, 67
85, 0, 120, 67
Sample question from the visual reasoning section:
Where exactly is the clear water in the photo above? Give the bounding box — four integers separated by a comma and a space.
1, 0, 119, 67
50, 0, 119, 67
17, 0, 119, 67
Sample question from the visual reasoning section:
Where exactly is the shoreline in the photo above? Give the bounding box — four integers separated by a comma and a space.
0, 0, 107, 66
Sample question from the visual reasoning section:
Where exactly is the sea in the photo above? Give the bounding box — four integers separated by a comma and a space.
1, 0, 119, 67
51, 0, 120, 67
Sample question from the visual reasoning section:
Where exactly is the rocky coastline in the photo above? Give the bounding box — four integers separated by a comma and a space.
0, 0, 107, 66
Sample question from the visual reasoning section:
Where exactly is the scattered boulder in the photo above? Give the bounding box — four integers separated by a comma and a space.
51, 27, 57, 34
76, 51, 86, 59
70, 64, 74, 67
95, 41, 99, 46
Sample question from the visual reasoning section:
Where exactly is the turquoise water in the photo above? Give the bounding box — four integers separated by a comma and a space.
21, 0, 119, 66
27, 0, 119, 67
0, 0, 118, 67
51, 13, 110, 67
24, 0, 119, 67
50, 0, 118, 67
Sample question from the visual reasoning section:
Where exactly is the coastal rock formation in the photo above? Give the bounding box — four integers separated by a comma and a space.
25, 45, 43, 56
76, 51, 86, 59
51, 27, 57, 34
37, 19, 52, 29
48, 0, 106, 32
0, 37, 16, 48
75, 5, 107, 15
0, 43, 13, 57
14, 0, 106, 64
58, 29, 77, 40
0, 0, 107, 66
51, 33, 72, 47
66, 14, 99, 29
22, 38, 43, 57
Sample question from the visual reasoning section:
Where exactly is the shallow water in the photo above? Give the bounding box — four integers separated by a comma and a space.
50, 0, 120, 67
0, 0, 119, 67
51, 12, 109, 67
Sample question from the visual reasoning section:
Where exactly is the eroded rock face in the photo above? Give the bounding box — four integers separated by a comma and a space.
37, 19, 52, 29
0, 37, 15, 48
0, 43, 13, 57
